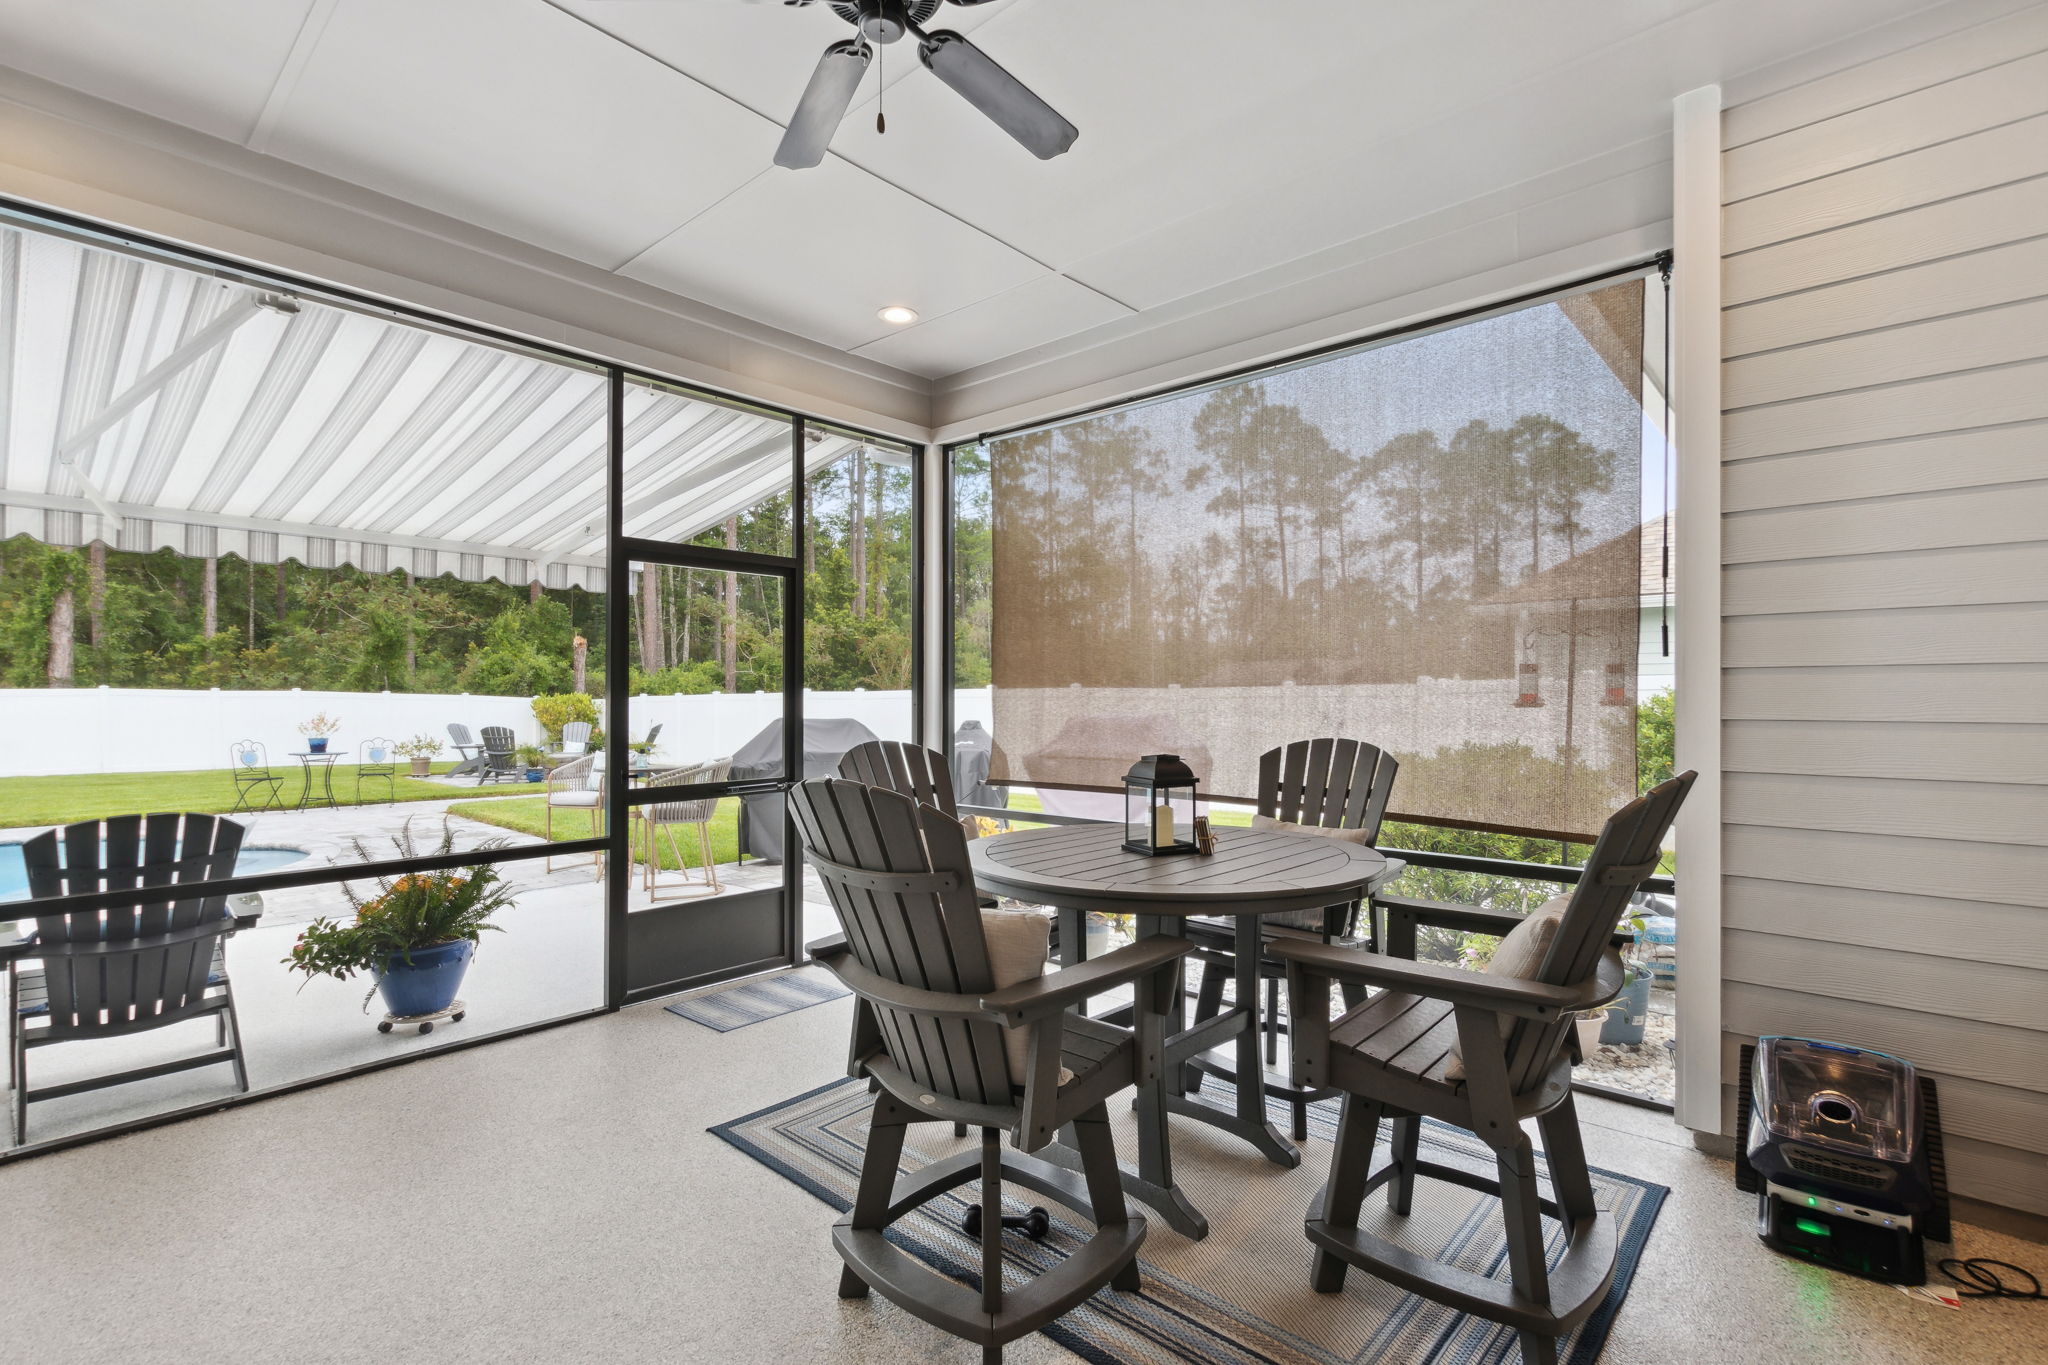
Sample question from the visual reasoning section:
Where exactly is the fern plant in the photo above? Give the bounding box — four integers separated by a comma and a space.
284, 819, 515, 1008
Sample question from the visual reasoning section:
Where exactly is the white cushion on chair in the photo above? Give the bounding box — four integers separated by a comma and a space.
551, 790, 601, 808
1250, 813, 1374, 845
1443, 894, 1569, 1081
980, 905, 1070, 1083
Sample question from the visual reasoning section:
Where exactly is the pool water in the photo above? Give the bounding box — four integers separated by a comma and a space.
0, 843, 307, 903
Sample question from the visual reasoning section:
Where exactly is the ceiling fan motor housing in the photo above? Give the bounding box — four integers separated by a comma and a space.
828, 1, 942, 44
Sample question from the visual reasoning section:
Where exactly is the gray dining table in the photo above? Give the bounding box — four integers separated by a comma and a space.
969, 821, 1389, 1239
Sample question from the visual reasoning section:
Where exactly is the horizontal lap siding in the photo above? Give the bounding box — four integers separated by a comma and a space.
1719, 9, 2048, 1215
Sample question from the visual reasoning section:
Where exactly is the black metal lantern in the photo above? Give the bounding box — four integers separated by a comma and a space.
1123, 754, 1199, 857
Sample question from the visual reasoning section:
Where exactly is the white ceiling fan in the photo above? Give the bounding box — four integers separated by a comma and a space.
651, 0, 1078, 169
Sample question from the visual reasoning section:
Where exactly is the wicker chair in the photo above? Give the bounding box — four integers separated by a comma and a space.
1275, 772, 1693, 1365
543, 751, 604, 875
635, 758, 732, 899
792, 777, 1193, 1365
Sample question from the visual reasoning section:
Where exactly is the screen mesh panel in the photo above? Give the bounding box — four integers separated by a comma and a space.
982, 279, 1647, 841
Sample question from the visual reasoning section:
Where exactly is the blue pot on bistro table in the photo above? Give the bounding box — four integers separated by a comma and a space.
308, 737, 328, 754
374, 939, 474, 1018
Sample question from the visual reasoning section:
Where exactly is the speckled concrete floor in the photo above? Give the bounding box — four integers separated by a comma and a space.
2, 991, 2042, 1364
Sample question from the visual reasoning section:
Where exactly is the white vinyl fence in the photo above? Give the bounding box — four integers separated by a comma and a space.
0, 687, 932, 778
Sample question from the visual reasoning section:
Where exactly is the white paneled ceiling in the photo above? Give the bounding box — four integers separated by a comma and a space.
0, 0, 1948, 384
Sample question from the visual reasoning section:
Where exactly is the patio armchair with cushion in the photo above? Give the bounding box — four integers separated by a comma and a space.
228, 739, 284, 814
544, 751, 605, 875
1182, 737, 1407, 1138
792, 776, 1193, 1365
5, 813, 258, 1144
1274, 772, 1693, 1365
475, 726, 519, 786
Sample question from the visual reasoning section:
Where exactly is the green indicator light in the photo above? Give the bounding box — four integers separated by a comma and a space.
1794, 1218, 1831, 1238
1806, 1197, 1818, 1207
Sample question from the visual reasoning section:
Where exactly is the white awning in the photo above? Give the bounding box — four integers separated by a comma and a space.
0, 226, 862, 589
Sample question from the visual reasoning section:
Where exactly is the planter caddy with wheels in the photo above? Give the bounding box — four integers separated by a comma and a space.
283, 818, 512, 1036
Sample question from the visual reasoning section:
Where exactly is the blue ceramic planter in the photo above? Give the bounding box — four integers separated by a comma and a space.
373, 939, 474, 1018
308, 737, 328, 754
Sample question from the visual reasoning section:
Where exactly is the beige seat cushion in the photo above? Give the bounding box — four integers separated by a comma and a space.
1250, 815, 1373, 930
980, 906, 1070, 1083
1443, 894, 1569, 1081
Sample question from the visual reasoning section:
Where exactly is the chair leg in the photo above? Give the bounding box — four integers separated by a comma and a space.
1312, 1096, 1383, 1293
1538, 1093, 1599, 1242
1497, 1131, 1553, 1329
544, 801, 555, 874
700, 822, 719, 893
1291, 1095, 1310, 1144
221, 981, 251, 1094
11, 1006, 28, 1146
840, 1095, 909, 1300
1386, 1112, 1421, 1215
979, 1127, 1004, 1319
1264, 975, 1282, 1066
1070, 1102, 1141, 1292
1184, 960, 1227, 1094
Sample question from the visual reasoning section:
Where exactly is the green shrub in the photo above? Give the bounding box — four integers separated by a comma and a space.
531, 691, 599, 745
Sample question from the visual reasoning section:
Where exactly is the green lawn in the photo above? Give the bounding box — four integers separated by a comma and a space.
0, 763, 526, 829
448, 794, 742, 872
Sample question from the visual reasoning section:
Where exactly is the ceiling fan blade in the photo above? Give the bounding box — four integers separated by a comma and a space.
917, 29, 1076, 160
775, 38, 872, 169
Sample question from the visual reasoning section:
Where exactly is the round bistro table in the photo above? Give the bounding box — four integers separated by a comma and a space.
970, 822, 1388, 1239
286, 750, 348, 811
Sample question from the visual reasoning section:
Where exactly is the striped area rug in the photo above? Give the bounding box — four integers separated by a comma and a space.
664, 968, 849, 1032
713, 1077, 1664, 1364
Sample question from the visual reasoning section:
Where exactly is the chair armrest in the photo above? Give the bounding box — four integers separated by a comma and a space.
1268, 939, 1596, 1021
807, 938, 990, 1021
1378, 894, 1529, 939
0, 922, 35, 961
978, 936, 1195, 1027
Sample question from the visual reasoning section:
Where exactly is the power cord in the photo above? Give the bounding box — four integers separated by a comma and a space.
1937, 1258, 2045, 1301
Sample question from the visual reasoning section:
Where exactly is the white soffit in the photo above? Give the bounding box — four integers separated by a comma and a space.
0, 0, 317, 143
264, 0, 782, 270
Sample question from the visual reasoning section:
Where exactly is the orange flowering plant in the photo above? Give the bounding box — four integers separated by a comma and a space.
284, 819, 514, 1007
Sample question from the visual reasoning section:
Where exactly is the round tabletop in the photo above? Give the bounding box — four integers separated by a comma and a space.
969, 823, 1388, 918
288, 750, 347, 759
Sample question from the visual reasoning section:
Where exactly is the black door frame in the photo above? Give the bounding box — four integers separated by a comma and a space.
603, 404, 810, 1007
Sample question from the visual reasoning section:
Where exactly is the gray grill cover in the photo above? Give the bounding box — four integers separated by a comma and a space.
731, 716, 881, 862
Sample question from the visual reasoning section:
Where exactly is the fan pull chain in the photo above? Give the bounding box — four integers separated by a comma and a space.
877, 42, 887, 134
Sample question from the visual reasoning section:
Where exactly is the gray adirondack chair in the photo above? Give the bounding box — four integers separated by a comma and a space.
792, 777, 1193, 1365
447, 723, 486, 777
1185, 738, 1405, 1138
558, 720, 592, 755
4, 813, 258, 1144
1272, 771, 1694, 1365
475, 725, 518, 786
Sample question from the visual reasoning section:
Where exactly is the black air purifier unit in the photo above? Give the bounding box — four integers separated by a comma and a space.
1736, 1037, 1949, 1284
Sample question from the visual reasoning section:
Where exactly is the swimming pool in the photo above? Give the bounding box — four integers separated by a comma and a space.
0, 843, 308, 904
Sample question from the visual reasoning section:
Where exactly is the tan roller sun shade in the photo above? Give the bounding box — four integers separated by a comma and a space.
982, 278, 1648, 842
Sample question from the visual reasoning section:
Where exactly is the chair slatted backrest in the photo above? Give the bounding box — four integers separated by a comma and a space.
560, 721, 592, 754
790, 777, 1014, 1106
229, 740, 271, 780
1503, 771, 1695, 1095
644, 758, 731, 825
838, 741, 960, 818
1258, 738, 1399, 838
449, 723, 477, 749
360, 737, 395, 771
643, 723, 663, 748
479, 726, 517, 773
21, 813, 244, 1032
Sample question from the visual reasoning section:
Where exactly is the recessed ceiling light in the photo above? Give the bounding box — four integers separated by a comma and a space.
877, 305, 919, 326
